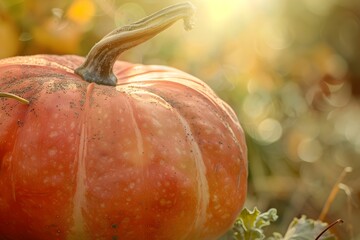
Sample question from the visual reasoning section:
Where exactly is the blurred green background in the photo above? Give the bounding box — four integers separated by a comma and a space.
1, 0, 359, 239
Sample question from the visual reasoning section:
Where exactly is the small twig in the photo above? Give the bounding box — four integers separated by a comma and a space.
315, 219, 343, 240
338, 183, 355, 240
0, 92, 29, 104
319, 167, 352, 221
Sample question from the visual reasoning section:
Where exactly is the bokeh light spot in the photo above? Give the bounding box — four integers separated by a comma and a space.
257, 118, 283, 144
243, 92, 269, 119
298, 138, 323, 162
325, 54, 348, 79
67, 0, 95, 25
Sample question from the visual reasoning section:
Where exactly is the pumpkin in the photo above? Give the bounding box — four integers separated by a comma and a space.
0, 3, 247, 240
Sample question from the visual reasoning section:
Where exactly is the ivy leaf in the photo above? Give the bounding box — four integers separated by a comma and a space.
220, 207, 278, 240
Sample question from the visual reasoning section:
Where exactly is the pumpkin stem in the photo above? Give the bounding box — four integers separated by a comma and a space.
0, 92, 29, 104
75, 2, 195, 86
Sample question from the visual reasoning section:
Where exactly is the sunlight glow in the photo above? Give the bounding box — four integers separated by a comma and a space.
204, 0, 243, 28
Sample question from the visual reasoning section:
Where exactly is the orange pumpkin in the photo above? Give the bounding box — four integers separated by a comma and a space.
0, 3, 247, 239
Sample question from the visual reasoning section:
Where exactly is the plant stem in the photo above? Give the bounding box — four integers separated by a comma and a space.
0, 92, 29, 104
319, 167, 352, 221
315, 219, 343, 240
75, 2, 195, 86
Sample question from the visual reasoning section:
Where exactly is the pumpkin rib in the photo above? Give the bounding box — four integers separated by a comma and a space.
0, 56, 75, 75
36, 55, 85, 72
113, 63, 140, 79
70, 83, 94, 239
143, 82, 246, 239
115, 66, 199, 83
5, 102, 33, 202
114, 65, 205, 84
154, 80, 247, 169
127, 88, 210, 239
114, 87, 209, 239
0, 95, 35, 238
118, 78, 242, 148
0, 64, 84, 100
116, 76, 219, 107
118, 78, 246, 174
173, 109, 210, 239
116, 75, 207, 92
6, 119, 23, 203
121, 93, 148, 239
123, 81, 247, 238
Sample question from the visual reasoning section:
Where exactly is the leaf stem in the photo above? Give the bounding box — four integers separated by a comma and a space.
315, 219, 343, 240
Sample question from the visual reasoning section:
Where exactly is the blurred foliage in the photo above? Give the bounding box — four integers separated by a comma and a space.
221, 207, 338, 240
1, 0, 359, 239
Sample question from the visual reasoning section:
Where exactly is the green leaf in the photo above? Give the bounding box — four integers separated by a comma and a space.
256, 208, 278, 229
281, 216, 337, 240
221, 208, 339, 240
221, 207, 279, 240
238, 207, 262, 231
267, 232, 283, 240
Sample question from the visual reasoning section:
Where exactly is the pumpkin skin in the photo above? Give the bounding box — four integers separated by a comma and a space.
0, 54, 247, 240
0, 3, 247, 240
